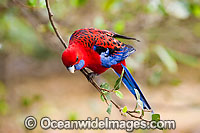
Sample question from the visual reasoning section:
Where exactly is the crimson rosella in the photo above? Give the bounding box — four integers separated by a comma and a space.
62, 28, 152, 110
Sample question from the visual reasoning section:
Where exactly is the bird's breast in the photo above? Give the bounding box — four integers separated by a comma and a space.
83, 48, 108, 74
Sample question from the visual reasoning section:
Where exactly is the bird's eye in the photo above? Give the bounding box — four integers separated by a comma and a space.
76, 56, 79, 62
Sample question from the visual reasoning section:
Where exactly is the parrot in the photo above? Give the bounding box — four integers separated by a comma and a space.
62, 28, 152, 110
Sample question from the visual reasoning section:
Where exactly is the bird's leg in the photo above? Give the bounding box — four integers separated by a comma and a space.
86, 72, 98, 82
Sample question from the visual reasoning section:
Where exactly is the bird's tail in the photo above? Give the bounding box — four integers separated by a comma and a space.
114, 64, 152, 110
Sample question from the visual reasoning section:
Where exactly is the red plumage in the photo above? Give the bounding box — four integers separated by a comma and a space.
62, 28, 136, 74
62, 28, 152, 110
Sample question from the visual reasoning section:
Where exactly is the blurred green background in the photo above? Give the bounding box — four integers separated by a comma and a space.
0, 0, 200, 132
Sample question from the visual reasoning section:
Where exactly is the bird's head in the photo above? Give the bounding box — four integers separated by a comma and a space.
62, 47, 85, 73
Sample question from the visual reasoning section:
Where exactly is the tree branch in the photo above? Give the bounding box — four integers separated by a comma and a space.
45, 0, 67, 49
44, 0, 151, 121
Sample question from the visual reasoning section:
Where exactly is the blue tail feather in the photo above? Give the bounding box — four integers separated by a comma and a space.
115, 64, 152, 110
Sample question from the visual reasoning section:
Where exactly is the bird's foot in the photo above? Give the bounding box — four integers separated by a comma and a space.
86, 72, 97, 82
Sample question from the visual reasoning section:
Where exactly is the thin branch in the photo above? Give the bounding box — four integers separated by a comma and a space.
44, 0, 151, 121
100, 88, 111, 92
80, 69, 109, 105
45, 0, 67, 49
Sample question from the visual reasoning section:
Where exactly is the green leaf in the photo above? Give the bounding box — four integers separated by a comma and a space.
135, 110, 140, 113
27, 0, 37, 7
152, 114, 163, 130
141, 109, 144, 117
152, 114, 160, 121
100, 83, 111, 90
154, 45, 178, 73
134, 89, 140, 100
134, 102, 138, 111
114, 78, 121, 90
114, 90, 123, 99
114, 69, 124, 90
120, 68, 125, 79
122, 106, 127, 113
100, 83, 111, 100
106, 103, 112, 115
104, 92, 111, 100
39, 0, 46, 8
100, 94, 105, 102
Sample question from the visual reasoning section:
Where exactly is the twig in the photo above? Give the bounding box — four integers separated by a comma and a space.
44, 0, 150, 121
45, 0, 67, 49
100, 88, 111, 92
80, 69, 109, 105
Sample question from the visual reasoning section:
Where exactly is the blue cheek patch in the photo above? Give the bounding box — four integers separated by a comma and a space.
74, 59, 85, 70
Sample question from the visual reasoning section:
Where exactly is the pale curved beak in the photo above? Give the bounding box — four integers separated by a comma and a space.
67, 65, 75, 73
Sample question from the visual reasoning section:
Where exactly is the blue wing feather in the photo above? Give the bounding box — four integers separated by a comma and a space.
94, 45, 135, 68
114, 64, 153, 111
